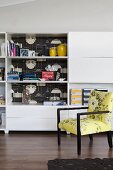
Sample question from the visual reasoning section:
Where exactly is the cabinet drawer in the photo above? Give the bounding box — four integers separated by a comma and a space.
6, 106, 68, 131
7, 106, 68, 119
69, 32, 113, 57
6, 117, 57, 131
69, 58, 113, 83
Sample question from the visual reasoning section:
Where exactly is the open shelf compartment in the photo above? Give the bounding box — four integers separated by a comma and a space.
7, 82, 68, 106
7, 33, 67, 57
7, 58, 67, 82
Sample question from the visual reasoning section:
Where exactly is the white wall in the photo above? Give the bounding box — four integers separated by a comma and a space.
0, 0, 113, 33
0, 0, 35, 7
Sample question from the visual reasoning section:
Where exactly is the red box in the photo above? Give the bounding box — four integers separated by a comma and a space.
42, 71, 54, 80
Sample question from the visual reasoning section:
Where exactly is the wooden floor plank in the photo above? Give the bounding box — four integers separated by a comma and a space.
0, 132, 112, 170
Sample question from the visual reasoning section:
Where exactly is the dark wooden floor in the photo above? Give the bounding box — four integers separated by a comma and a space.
0, 132, 112, 170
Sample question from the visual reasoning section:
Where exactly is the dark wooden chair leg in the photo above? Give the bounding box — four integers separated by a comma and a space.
57, 109, 61, 146
77, 113, 81, 155
89, 134, 93, 141
107, 131, 112, 148
58, 128, 61, 146
77, 134, 81, 155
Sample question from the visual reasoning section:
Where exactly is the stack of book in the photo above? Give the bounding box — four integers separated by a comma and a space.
7, 71, 20, 81
82, 89, 91, 106
71, 89, 83, 105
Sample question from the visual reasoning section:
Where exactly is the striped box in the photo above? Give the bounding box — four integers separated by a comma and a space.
71, 89, 83, 105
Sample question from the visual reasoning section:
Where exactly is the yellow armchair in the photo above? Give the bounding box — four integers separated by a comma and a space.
57, 90, 113, 155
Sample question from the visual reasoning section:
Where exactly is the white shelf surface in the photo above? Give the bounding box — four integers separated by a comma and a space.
69, 81, 113, 84
7, 56, 68, 59
7, 103, 88, 108
0, 105, 6, 107
0, 81, 6, 83
7, 102, 68, 107
7, 80, 68, 83
0, 56, 6, 58
68, 105, 88, 108
0, 128, 5, 130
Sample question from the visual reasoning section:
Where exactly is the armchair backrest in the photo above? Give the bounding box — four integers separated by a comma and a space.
87, 90, 113, 125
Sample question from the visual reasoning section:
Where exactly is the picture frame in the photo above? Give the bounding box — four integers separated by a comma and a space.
29, 50, 35, 57
20, 49, 29, 56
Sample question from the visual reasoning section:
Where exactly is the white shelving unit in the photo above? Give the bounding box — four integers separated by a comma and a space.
0, 32, 68, 132
7, 81, 68, 83
0, 32, 113, 133
0, 33, 6, 130
7, 56, 68, 59
68, 32, 113, 128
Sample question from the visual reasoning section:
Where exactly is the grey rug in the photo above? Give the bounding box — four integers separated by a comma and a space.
48, 158, 113, 170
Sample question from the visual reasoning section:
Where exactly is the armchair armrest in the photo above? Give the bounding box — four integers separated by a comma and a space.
57, 107, 88, 125
77, 111, 110, 136
77, 110, 109, 117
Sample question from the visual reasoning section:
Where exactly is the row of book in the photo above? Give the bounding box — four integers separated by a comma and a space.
7, 40, 21, 56
1, 40, 34, 57
71, 88, 107, 106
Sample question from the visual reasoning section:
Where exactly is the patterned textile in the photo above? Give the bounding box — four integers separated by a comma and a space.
88, 90, 113, 125
59, 118, 111, 135
59, 90, 113, 135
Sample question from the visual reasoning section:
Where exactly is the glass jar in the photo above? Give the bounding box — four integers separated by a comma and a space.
57, 44, 67, 56
49, 47, 57, 56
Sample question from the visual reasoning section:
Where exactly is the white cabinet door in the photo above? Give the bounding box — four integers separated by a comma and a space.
69, 58, 113, 83
69, 32, 113, 58
6, 106, 68, 131
6, 117, 57, 131
112, 119, 113, 131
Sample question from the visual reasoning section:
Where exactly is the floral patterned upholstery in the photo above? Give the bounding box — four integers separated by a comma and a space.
59, 90, 113, 135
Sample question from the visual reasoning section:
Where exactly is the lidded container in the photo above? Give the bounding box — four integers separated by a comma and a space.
57, 44, 67, 56
49, 47, 57, 56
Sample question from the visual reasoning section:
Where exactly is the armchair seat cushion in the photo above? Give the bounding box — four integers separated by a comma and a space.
59, 118, 111, 136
